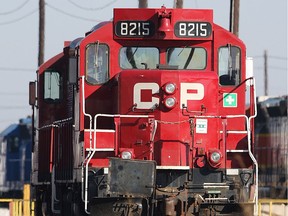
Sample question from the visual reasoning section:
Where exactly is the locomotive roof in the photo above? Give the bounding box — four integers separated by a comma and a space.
0, 117, 31, 138
0, 124, 18, 138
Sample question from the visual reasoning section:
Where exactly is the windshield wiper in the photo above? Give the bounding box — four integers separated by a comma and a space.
184, 48, 195, 69
126, 47, 138, 69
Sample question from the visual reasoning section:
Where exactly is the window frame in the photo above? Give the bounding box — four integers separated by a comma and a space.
43, 70, 62, 103
218, 45, 241, 86
7, 136, 19, 153
119, 46, 160, 70
166, 46, 207, 70
85, 43, 110, 85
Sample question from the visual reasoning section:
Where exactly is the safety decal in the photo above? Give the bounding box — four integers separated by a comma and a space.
223, 93, 237, 107
196, 119, 208, 134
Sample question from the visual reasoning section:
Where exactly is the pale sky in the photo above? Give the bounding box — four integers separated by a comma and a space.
0, 0, 287, 131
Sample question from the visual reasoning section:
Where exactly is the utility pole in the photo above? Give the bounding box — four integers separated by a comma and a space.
229, 0, 240, 37
174, 0, 183, 8
138, 0, 148, 8
38, 0, 45, 66
264, 50, 268, 96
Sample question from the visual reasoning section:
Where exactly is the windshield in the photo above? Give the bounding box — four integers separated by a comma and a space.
167, 47, 206, 70
120, 47, 159, 69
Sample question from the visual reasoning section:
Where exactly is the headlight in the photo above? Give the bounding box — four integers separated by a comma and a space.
164, 97, 176, 109
164, 83, 176, 94
210, 151, 221, 163
208, 149, 222, 168
121, 151, 132, 159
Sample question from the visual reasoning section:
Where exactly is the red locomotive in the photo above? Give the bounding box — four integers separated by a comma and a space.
29, 6, 258, 216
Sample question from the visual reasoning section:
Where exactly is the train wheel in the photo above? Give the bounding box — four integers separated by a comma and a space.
34, 188, 43, 216
61, 187, 86, 216
34, 187, 52, 216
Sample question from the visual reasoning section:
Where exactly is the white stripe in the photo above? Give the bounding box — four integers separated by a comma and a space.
84, 129, 115, 132
85, 148, 114, 152
156, 166, 190, 170
226, 150, 249, 153
220, 130, 247, 134
226, 169, 239, 175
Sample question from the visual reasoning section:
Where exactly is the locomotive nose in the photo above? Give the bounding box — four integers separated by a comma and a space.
117, 69, 219, 167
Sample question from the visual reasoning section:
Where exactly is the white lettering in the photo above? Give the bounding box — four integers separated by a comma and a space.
179, 23, 186, 36
200, 23, 208, 36
180, 83, 204, 108
142, 22, 150, 35
133, 83, 159, 109
121, 22, 128, 35
133, 82, 205, 109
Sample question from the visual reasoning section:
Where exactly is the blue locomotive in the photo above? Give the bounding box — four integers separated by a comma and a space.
0, 117, 32, 198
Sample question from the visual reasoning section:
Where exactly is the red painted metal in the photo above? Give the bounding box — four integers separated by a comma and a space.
33, 6, 253, 176
31, 6, 257, 215
35, 8, 251, 171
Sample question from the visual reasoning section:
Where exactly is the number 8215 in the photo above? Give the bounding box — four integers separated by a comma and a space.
115, 21, 154, 37
175, 22, 212, 38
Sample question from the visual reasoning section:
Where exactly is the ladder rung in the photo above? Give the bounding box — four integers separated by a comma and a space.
226, 150, 249, 153
220, 131, 248, 134
86, 148, 114, 152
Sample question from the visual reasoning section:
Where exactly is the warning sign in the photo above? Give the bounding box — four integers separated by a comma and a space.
196, 119, 208, 134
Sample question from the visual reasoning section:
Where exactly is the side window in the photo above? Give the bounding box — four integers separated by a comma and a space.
218, 46, 241, 86
120, 47, 159, 69
167, 47, 207, 70
7, 137, 19, 153
86, 43, 109, 84
44, 71, 61, 101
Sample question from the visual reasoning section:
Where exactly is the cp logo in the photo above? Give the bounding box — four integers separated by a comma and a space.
133, 82, 204, 109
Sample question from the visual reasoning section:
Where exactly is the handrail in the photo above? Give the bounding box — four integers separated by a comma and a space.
258, 199, 288, 216
80, 76, 93, 212
79, 75, 258, 214
189, 113, 258, 214
82, 112, 153, 214
191, 77, 259, 215
248, 77, 258, 216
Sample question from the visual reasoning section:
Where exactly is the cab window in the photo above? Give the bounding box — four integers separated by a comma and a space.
86, 43, 109, 84
120, 47, 159, 69
7, 136, 19, 153
167, 47, 206, 70
218, 46, 241, 86
44, 71, 61, 102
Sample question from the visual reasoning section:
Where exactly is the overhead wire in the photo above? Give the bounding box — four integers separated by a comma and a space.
0, 106, 29, 110
255, 66, 287, 71
268, 66, 287, 70
269, 56, 288, 61
0, 8, 37, 25
0, 1, 118, 25
253, 55, 287, 61
0, 0, 30, 15
46, 3, 104, 22
0, 92, 28, 96
67, 0, 117, 11
0, 67, 35, 72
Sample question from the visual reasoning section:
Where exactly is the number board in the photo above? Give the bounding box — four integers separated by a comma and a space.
174, 22, 212, 38
115, 21, 155, 37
